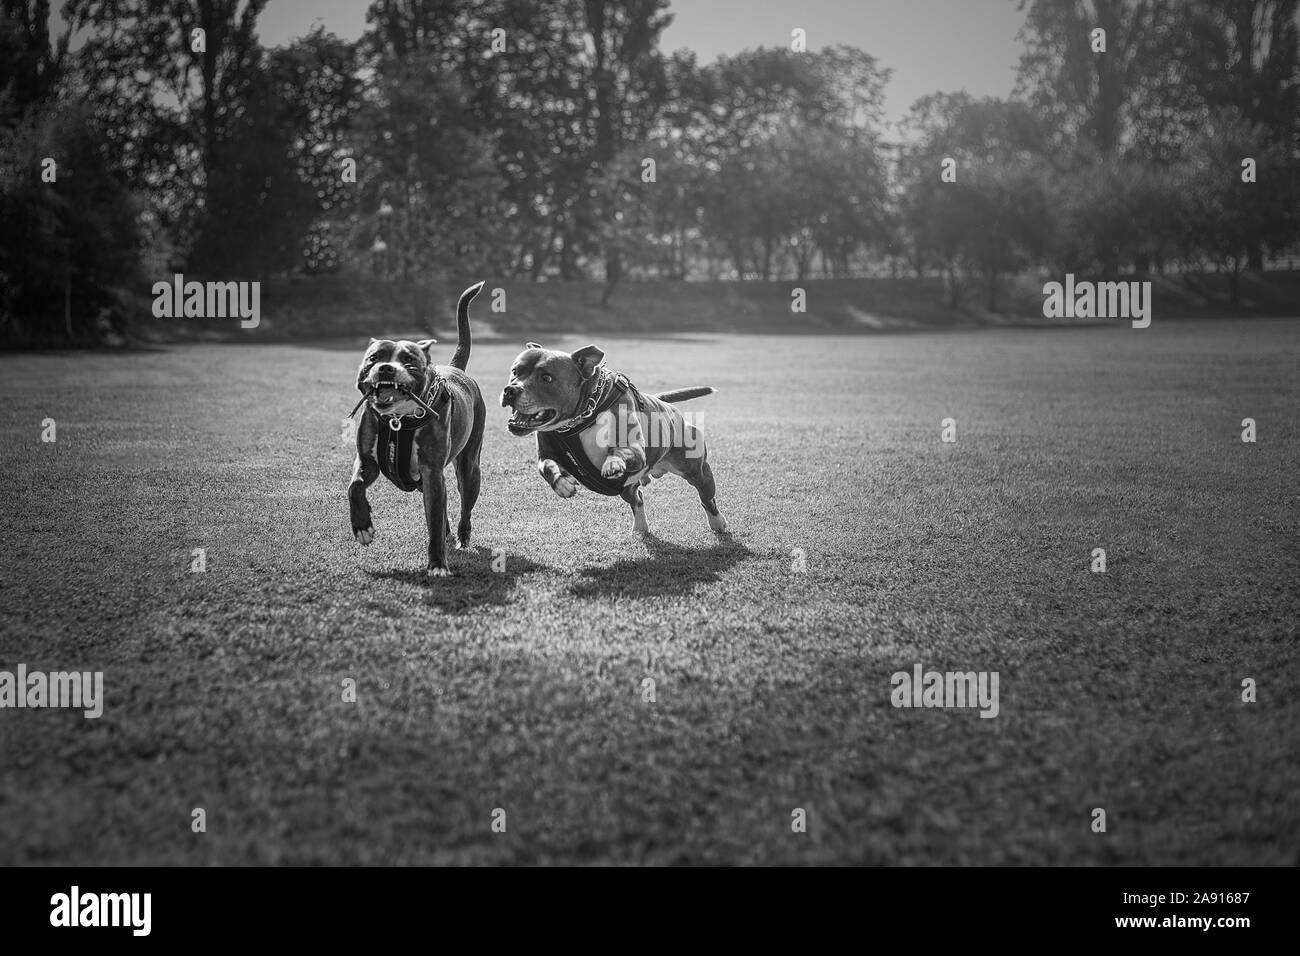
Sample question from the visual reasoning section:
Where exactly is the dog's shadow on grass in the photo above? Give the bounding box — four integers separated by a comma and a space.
365, 546, 548, 614
568, 534, 752, 599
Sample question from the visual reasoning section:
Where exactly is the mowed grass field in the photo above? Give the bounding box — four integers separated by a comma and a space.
1, 319, 1297, 865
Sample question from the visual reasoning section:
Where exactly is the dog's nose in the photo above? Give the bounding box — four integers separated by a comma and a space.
501, 385, 520, 406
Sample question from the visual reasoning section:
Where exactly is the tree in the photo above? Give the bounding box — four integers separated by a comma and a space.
1015, 0, 1182, 160
186, 61, 316, 280
579, 0, 672, 284
1180, 110, 1300, 301
270, 29, 362, 274
0, 1, 144, 345
348, 48, 506, 323
190, 27, 362, 278
0, 0, 65, 106
66, 0, 269, 260
1184, 0, 1300, 268
899, 94, 1051, 307
687, 45, 891, 280
358, 0, 672, 281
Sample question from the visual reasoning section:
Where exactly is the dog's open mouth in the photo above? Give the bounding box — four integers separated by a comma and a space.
368, 381, 403, 409
507, 408, 556, 434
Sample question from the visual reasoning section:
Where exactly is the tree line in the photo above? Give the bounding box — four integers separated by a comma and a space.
2, 0, 1298, 343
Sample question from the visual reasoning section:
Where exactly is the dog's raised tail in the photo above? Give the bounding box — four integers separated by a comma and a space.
654, 386, 716, 404
450, 280, 484, 370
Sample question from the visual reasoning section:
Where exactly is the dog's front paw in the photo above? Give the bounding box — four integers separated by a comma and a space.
426, 566, 452, 579
601, 457, 626, 479
354, 526, 375, 546
553, 474, 578, 498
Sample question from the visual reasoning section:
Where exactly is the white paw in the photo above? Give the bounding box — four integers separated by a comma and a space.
708, 512, 728, 533
554, 474, 578, 498
355, 526, 375, 546
601, 457, 626, 479
426, 566, 451, 578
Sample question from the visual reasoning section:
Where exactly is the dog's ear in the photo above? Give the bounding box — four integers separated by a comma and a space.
525, 341, 542, 349
571, 344, 605, 380
416, 338, 437, 362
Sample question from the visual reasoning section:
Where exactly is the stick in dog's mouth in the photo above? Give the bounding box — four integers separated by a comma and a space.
367, 381, 404, 409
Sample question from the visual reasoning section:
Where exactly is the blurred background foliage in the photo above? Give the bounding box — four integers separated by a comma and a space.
2, 0, 1299, 344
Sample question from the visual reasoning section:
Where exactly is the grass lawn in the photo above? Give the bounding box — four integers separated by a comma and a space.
0, 318, 1297, 865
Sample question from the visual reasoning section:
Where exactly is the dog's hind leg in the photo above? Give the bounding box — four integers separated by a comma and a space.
677, 439, 727, 534
422, 469, 452, 576
619, 483, 650, 535
453, 397, 485, 548
453, 455, 480, 549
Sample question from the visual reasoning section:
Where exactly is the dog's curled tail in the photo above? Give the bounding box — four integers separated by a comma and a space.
451, 280, 484, 370
654, 386, 716, 404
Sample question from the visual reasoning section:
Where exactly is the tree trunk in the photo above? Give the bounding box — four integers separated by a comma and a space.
729, 241, 746, 279
64, 268, 72, 341
559, 229, 580, 279
599, 272, 619, 307
1247, 243, 1264, 272
530, 225, 554, 279
199, 1, 221, 216
605, 249, 622, 289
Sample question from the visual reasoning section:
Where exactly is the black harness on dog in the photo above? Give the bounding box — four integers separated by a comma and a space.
375, 411, 436, 491
538, 368, 648, 497
350, 379, 449, 493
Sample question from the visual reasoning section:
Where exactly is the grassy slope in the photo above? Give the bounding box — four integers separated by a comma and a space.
0, 320, 1297, 864
129, 270, 1300, 343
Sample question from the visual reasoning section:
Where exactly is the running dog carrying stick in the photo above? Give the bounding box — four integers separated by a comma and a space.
347, 282, 488, 577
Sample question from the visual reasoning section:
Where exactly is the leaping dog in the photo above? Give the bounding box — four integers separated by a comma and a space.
500, 342, 727, 536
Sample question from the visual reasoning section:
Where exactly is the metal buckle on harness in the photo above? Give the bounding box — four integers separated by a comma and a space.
387, 416, 402, 432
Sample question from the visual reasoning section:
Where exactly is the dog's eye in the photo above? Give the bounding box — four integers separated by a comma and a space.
541, 373, 553, 383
